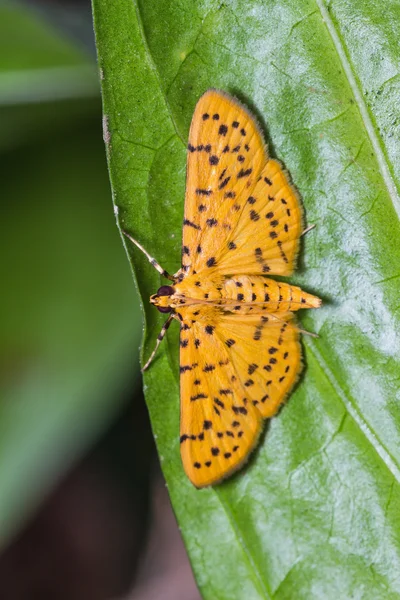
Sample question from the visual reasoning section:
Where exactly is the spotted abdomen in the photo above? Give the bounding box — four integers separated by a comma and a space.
222, 275, 320, 313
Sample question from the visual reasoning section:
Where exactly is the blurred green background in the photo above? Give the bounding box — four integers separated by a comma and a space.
0, 3, 198, 598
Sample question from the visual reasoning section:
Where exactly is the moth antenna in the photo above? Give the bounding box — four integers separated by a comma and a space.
301, 224, 316, 236
123, 231, 174, 281
142, 314, 174, 372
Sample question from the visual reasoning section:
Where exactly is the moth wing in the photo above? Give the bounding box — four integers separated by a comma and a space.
182, 89, 268, 274
179, 305, 262, 488
215, 310, 302, 419
179, 306, 301, 487
212, 159, 304, 276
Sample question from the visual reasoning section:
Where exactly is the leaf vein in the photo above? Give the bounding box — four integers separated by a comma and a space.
315, 0, 400, 218
306, 338, 400, 484
215, 489, 272, 599
133, 0, 185, 145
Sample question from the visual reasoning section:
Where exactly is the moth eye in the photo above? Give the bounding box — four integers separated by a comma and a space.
157, 285, 174, 296
157, 305, 172, 313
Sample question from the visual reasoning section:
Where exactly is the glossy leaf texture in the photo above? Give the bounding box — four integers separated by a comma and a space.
92, 0, 400, 597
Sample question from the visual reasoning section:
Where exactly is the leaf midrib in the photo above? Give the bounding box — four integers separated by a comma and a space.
315, 0, 400, 218
305, 338, 400, 482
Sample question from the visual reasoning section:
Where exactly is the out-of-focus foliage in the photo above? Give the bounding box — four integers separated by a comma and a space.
93, 0, 400, 598
0, 4, 141, 548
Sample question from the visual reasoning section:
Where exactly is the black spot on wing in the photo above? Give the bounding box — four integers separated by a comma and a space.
206, 257, 216, 267
219, 177, 231, 190
237, 168, 252, 179
191, 393, 208, 401
183, 219, 200, 230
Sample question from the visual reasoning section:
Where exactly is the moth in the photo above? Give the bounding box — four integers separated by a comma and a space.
125, 89, 321, 488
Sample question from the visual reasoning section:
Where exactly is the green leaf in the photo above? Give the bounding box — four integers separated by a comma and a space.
0, 6, 141, 548
93, 0, 400, 597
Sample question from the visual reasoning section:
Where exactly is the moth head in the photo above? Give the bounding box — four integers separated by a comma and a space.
150, 285, 175, 313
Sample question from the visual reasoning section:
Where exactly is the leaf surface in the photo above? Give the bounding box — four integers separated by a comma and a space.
93, 0, 400, 597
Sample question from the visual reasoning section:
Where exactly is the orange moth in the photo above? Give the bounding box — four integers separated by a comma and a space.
125, 90, 321, 487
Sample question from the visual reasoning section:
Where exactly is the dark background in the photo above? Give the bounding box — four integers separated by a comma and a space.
0, 1, 199, 598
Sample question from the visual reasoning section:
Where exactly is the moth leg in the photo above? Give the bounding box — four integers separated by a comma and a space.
301, 224, 316, 236
123, 231, 174, 281
142, 313, 174, 372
